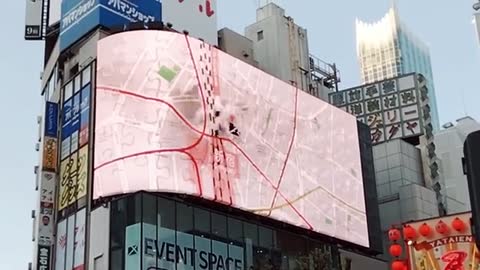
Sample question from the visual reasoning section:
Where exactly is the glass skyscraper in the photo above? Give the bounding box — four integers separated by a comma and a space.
356, 7, 440, 130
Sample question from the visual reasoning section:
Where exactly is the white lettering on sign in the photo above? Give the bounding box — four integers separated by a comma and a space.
61, 0, 96, 29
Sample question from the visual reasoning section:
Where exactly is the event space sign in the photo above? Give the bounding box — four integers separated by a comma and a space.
126, 223, 244, 270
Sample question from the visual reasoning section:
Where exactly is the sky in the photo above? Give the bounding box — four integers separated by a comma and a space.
1, 0, 479, 268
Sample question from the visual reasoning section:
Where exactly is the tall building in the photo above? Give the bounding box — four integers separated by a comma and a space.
245, 3, 339, 101
435, 116, 480, 214
25, 1, 385, 270
356, 6, 440, 131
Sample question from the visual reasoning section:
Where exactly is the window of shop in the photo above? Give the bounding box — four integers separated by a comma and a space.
110, 193, 340, 270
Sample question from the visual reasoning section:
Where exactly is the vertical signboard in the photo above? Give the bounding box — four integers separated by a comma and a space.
37, 172, 56, 247
45, 102, 59, 138
25, 0, 44, 40
37, 246, 52, 270
59, 74, 91, 211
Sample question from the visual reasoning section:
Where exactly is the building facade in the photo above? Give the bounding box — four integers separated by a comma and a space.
356, 6, 440, 131
245, 3, 339, 101
435, 116, 480, 214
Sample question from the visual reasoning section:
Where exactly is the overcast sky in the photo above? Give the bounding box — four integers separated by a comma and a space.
1, 0, 479, 268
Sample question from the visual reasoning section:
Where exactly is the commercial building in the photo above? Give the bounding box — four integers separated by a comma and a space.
25, 1, 385, 269
245, 3, 339, 101
435, 117, 480, 214
356, 6, 440, 131
329, 73, 442, 261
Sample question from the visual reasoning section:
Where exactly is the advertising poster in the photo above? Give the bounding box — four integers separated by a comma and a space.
45, 102, 59, 138
66, 214, 75, 270
73, 209, 86, 270
125, 223, 244, 270
37, 205, 54, 246
40, 172, 56, 206
55, 220, 67, 270
79, 85, 90, 147
42, 137, 58, 172
76, 146, 88, 203
59, 152, 78, 210
406, 213, 480, 270
95, 31, 369, 247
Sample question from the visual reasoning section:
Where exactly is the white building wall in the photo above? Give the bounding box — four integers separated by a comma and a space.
435, 116, 480, 213
88, 206, 110, 270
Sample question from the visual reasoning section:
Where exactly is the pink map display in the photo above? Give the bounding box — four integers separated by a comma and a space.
94, 30, 369, 247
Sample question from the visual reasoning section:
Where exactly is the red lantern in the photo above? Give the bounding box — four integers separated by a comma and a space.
436, 220, 449, 235
389, 244, 403, 257
388, 228, 401, 241
391, 260, 404, 270
452, 218, 466, 232
403, 225, 417, 240
419, 223, 432, 237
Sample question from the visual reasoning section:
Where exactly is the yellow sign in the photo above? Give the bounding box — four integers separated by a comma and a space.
77, 146, 88, 201
58, 146, 88, 210
406, 213, 480, 270
42, 137, 58, 171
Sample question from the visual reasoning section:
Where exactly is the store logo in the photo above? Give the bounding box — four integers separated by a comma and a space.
128, 245, 138, 256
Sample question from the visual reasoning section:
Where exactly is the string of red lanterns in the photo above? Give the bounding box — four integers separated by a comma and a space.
387, 215, 469, 270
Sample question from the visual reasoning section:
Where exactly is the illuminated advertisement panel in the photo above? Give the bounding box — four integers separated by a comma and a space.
59, 0, 162, 51
405, 213, 479, 270
94, 30, 369, 247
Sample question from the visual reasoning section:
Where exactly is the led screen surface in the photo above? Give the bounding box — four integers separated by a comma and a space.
94, 30, 369, 247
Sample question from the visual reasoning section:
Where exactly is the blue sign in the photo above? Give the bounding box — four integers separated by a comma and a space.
62, 99, 73, 140
44, 102, 58, 138
72, 93, 81, 132
60, 0, 162, 51
79, 85, 91, 147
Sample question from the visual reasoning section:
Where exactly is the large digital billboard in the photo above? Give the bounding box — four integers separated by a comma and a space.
59, 0, 162, 51
94, 31, 369, 247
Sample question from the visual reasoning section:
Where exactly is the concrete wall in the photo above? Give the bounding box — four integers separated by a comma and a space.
435, 116, 480, 213
217, 28, 258, 67
245, 3, 310, 90
373, 139, 439, 260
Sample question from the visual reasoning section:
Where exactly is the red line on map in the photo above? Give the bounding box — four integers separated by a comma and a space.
267, 84, 299, 218
95, 86, 312, 229
94, 35, 312, 228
